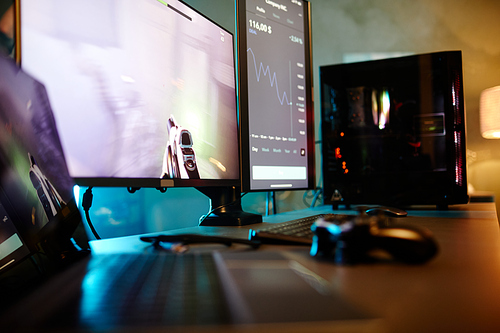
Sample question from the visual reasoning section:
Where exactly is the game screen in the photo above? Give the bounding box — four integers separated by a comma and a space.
20, 0, 239, 181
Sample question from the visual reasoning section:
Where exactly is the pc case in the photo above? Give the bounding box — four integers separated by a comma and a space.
320, 51, 468, 209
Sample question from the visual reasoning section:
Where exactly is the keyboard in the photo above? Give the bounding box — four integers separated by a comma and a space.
78, 252, 231, 329
248, 213, 356, 245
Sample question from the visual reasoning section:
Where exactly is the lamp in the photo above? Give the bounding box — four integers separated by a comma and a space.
480, 86, 500, 139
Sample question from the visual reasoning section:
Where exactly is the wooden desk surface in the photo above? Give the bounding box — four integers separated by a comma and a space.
89, 202, 500, 332
297, 203, 500, 333
2, 202, 499, 332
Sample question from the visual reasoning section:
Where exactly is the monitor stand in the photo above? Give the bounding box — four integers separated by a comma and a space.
196, 186, 262, 226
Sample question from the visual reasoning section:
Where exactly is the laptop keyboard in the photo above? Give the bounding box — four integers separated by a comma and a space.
77, 252, 231, 328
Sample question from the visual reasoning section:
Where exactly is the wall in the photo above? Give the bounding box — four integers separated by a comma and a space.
3, 0, 500, 239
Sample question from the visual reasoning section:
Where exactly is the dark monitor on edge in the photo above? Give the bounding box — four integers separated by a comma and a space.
0, 54, 84, 274
17, 0, 260, 226
236, 0, 315, 192
320, 51, 468, 209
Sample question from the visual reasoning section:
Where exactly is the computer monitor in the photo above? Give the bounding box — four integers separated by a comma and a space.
0, 54, 84, 274
17, 0, 260, 226
320, 51, 468, 209
236, 0, 315, 192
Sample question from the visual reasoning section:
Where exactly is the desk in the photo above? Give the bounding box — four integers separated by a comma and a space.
89, 202, 500, 332
4, 202, 500, 333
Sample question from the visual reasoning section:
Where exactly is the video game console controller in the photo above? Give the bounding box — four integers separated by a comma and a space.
310, 215, 438, 264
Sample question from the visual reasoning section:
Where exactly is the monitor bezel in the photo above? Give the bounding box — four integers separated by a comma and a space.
72, 177, 240, 189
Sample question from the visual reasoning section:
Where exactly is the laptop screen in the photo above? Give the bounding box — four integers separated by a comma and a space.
0, 54, 83, 273
0, 199, 31, 272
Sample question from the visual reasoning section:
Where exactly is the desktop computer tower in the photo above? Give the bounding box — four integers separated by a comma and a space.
320, 51, 468, 209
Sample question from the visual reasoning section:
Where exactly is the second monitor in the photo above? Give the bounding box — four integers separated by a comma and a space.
237, 0, 315, 192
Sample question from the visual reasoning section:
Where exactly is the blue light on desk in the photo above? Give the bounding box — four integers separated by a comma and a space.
75, 187, 144, 239
79, 262, 121, 330
74, 185, 212, 239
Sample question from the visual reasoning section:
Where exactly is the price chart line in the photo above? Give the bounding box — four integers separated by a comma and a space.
247, 48, 292, 107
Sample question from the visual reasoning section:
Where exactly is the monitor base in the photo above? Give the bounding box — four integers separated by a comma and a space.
197, 186, 262, 227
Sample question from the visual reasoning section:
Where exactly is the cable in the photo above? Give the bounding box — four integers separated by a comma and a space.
265, 191, 277, 216
302, 187, 323, 208
310, 188, 323, 208
82, 187, 101, 240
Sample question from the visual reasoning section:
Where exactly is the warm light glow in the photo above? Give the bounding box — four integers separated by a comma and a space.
480, 86, 500, 139
335, 147, 342, 159
378, 89, 390, 130
372, 90, 379, 126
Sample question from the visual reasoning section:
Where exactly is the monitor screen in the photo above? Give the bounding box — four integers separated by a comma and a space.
18, 0, 240, 189
237, 0, 315, 192
0, 54, 83, 274
320, 51, 468, 208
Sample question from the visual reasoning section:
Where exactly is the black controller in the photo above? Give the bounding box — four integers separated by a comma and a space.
310, 214, 438, 264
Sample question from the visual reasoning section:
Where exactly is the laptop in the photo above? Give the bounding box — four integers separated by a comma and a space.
2, 247, 381, 332
0, 53, 86, 277
0, 54, 379, 332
